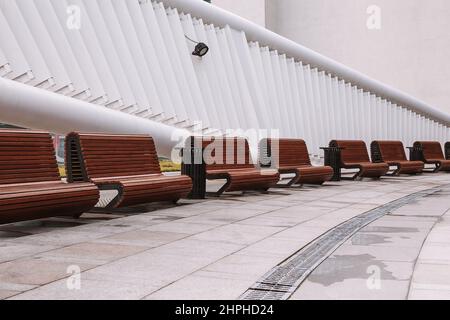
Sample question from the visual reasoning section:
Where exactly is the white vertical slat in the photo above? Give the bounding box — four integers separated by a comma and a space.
415, 113, 421, 144
0, 0, 53, 87
52, 0, 106, 102
345, 83, 356, 139
249, 42, 273, 129
82, 0, 136, 109
16, 0, 71, 92
0, 47, 10, 77
216, 27, 247, 130
170, 11, 216, 127
338, 80, 350, 139
182, 15, 221, 128
97, 0, 150, 113
381, 100, 388, 140
127, 0, 182, 119
319, 71, 332, 144
287, 58, 305, 139
206, 24, 240, 129
112, 0, 165, 117
370, 95, 379, 141
351, 86, 359, 140
303, 65, 320, 153
331, 77, 344, 139
36, 0, 90, 98
0, 47, 7, 68
311, 68, 326, 151
260, 47, 283, 133
0, 8, 30, 81
407, 110, 414, 146
141, 2, 202, 124
392, 104, 398, 140
279, 55, 299, 137
224, 26, 261, 131
296, 62, 314, 146
193, 19, 231, 129
270, 51, 292, 136
232, 31, 271, 130
325, 75, 337, 142
387, 102, 394, 140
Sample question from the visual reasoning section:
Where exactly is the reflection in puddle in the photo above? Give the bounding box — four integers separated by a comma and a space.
351, 233, 390, 246
361, 226, 419, 233
308, 254, 397, 286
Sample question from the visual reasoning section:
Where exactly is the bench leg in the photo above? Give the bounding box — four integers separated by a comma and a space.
387, 167, 401, 176
99, 184, 124, 209
276, 173, 300, 188
340, 170, 360, 181
210, 179, 231, 197
433, 164, 441, 173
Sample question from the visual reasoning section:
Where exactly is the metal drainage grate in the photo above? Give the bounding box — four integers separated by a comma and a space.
240, 186, 443, 300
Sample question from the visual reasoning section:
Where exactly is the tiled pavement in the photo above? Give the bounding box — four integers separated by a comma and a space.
1, 173, 450, 300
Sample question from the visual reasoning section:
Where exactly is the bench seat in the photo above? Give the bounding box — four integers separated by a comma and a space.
92, 174, 193, 207
206, 168, 280, 193
0, 181, 99, 224
278, 166, 334, 185
343, 162, 391, 178
385, 160, 424, 174
66, 133, 192, 208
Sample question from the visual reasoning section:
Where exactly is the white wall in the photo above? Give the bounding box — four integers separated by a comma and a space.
266, 0, 450, 113
211, 0, 266, 26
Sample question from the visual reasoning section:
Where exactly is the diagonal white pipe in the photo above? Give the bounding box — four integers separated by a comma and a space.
161, 0, 450, 126
0, 77, 191, 158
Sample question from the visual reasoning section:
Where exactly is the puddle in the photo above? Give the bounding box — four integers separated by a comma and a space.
307, 254, 397, 286
361, 226, 419, 233
351, 233, 390, 246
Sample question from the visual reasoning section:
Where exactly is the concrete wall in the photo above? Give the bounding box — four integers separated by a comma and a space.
266, 0, 450, 113
211, 0, 450, 114
211, 0, 266, 26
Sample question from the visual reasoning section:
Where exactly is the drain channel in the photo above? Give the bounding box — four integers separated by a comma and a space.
240, 186, 443, 300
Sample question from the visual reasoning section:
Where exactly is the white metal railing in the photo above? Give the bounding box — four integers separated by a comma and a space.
0, 0, 449, 157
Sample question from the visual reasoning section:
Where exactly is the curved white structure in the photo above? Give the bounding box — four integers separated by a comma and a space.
0, 0, 449, 157
0, 77, 190, 158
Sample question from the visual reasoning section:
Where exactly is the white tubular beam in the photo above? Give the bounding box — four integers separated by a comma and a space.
0, 77, 190, 158
161, 0, 450, 126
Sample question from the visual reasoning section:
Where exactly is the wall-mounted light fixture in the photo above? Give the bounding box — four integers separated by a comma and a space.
185, 35, 209, 57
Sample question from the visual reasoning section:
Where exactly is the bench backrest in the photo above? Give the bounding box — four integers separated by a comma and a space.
190, 137, 254, 171
330, 140, 370, 165
260, 138, 311, 168
414, 141, 445, 161
371, 141, 407, 162
445, 142, 450, 160
0, 129, 60, 185
66, 133, 161, 182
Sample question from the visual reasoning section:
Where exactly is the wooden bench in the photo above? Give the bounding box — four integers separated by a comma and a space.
0, 130, 99, 224
259, 138, 333, 186
329, 140, 389, 180
412, 141, 450, 173
371, 140, 424, 175
65, 133, 192, 208
183, 136, 280, 197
